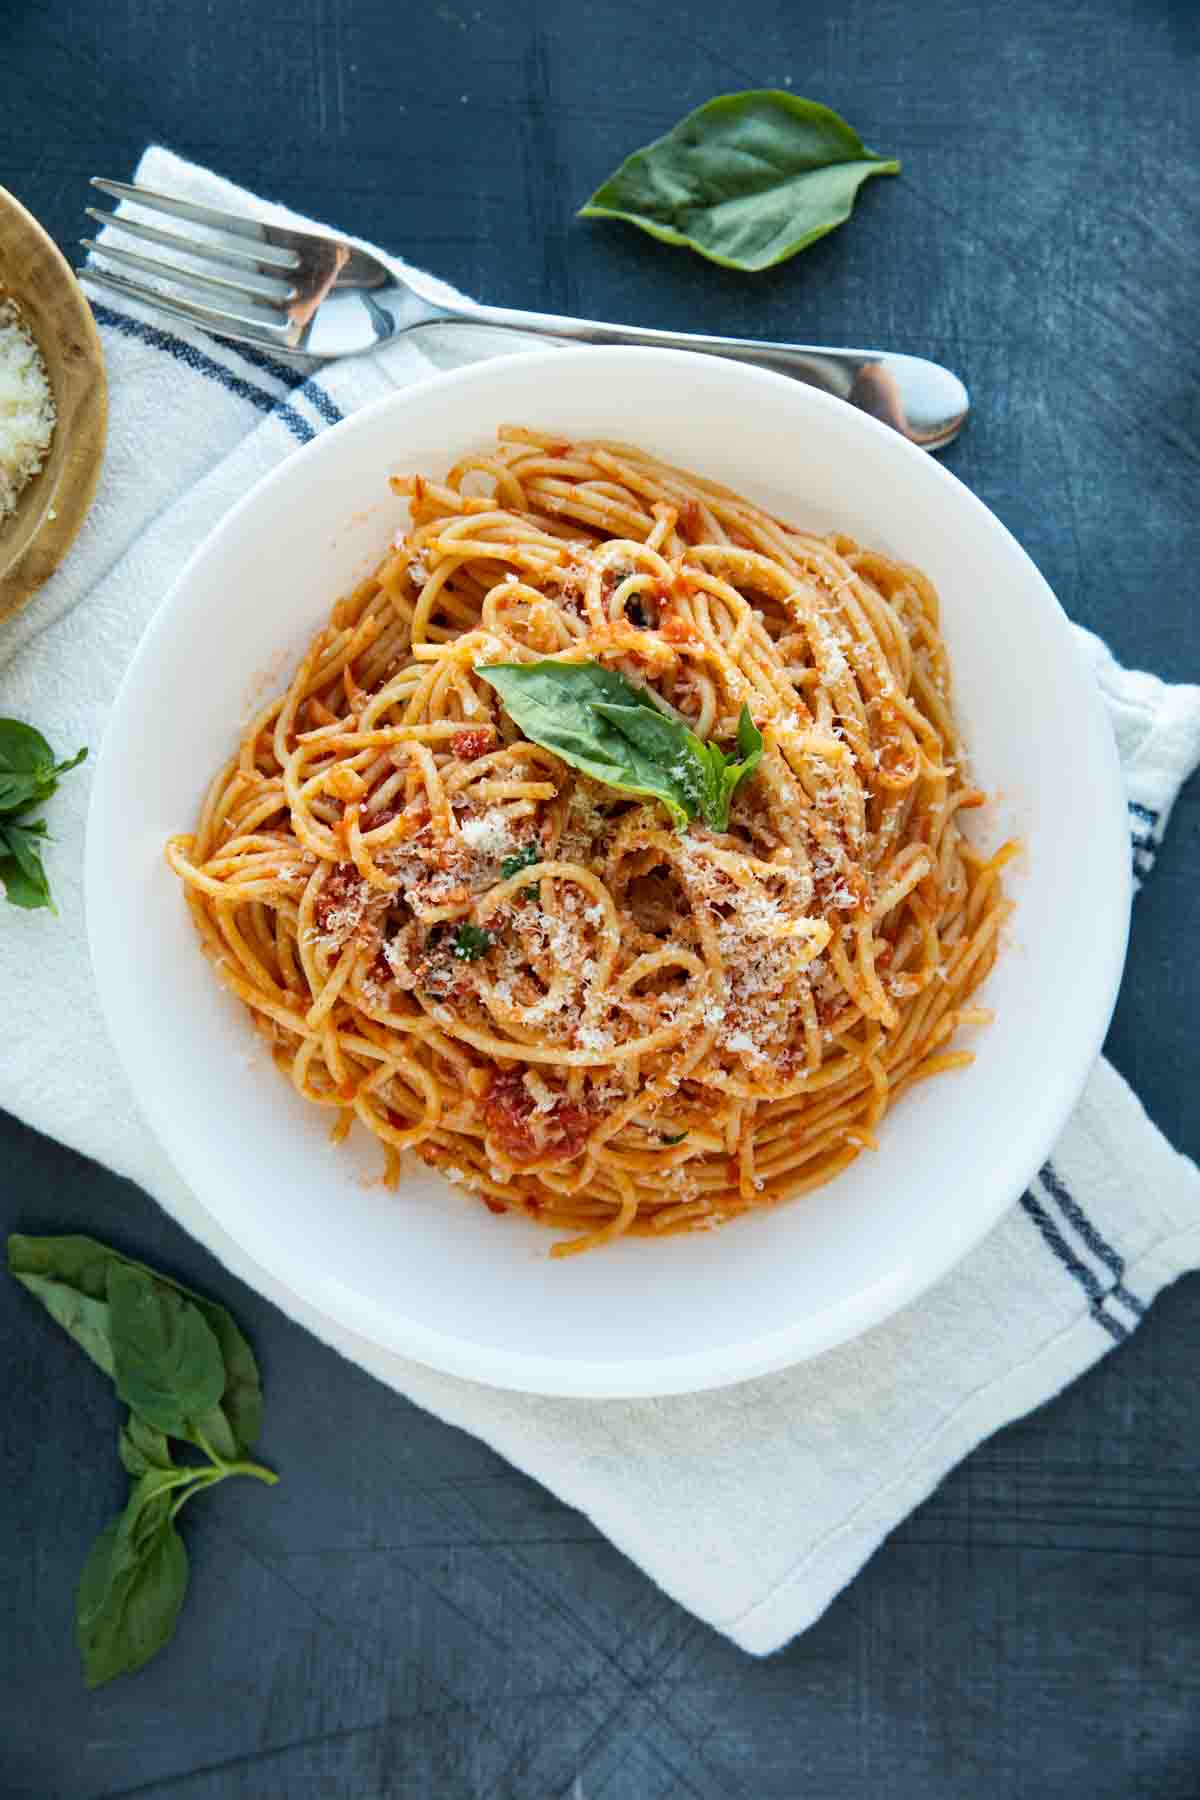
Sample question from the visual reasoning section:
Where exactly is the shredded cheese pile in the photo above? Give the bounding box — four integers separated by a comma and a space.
0, 300, 56, 527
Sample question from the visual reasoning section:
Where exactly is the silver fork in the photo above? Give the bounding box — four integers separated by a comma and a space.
81, 178, 969, 451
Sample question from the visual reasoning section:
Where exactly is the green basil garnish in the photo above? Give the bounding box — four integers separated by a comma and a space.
76, 1488, 190, 1689
476, 660, 762, 832
500, 844, 541, 881
8, 1234, 276, 1687
0, 718, 87, 912
452, 923, 493, 961
579, 90, 898, 273
500, 843, 542, 901
107, 1263, 228, 1442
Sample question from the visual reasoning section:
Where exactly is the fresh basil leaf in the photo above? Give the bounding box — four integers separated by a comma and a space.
0, 719, 86, 779
737, 703, 763, 764
75, 1452, 272, 1689
0, 724, 85, 911
691, 739, 728, 827
0, 821, 53, 911
119, 1415, 175, 1478
0, 723, 85, 821
8, 1233, 116, 1300
0, 718, 56, 778
10, 1269, 114, 1375
109, 1517, 189, 1685
8, 1235, 118, 1377
592, 701, 708, 822
0, 772, 45, 814
478, 661, 695, 829
13, 1230, 276, 1689
76, 1517, 130, 1686
119, 1468, 194, 1548
51, 745, 88, 780
5, 817, 48, 875
477, 661, 762, 832
190, 1402, 239, 1464
77, 1507, 190, 1689
659, 1131, 688, 1146
7, 1235, 264, 1454
108, 1264, 226, 1440
123, 1264, 263, 1454
701, 703, 764, 831
77, 1471, 185, 1651
580, 90, 899, 273
193, 1309, 262, 1455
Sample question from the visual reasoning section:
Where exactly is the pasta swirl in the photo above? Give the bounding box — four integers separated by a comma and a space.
167, 430, 1015, 1256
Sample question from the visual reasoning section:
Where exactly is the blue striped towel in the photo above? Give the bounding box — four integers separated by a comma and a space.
3, 146, 1199, 1656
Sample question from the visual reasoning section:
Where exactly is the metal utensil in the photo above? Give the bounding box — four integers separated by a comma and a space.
80, 178, 968, 450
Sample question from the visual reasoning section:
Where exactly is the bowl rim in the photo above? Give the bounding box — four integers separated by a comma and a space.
85, 346, 1132, 1397
0, 184, 108, 617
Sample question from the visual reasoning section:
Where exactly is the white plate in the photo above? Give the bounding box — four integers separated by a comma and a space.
86, 348, 1130, 1398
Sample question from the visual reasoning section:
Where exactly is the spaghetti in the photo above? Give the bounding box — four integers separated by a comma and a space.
167, 429, 1015, 1256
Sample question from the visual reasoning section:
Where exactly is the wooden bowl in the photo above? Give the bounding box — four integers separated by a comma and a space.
0, 186, 107, 622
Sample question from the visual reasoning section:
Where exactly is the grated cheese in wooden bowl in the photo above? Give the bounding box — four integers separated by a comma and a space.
0, 298, 56, 527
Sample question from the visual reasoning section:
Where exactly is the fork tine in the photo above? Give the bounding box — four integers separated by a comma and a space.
85, 207, 301, 279
82, 238, 293, 311
89, 178, 299, 267
79, 267, 294, 348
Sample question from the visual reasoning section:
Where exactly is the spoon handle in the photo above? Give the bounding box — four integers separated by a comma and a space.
441, 301, 969, 452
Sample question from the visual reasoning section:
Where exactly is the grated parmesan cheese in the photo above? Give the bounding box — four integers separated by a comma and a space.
0, 301, 55, 526
523, 1070, 560, 1112
459, 809, 517, 857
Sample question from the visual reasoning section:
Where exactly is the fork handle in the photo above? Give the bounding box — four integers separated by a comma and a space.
440, 301, 968, 452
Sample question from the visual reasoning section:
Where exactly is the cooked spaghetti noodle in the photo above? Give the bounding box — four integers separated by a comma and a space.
167, 429, 1015, 1256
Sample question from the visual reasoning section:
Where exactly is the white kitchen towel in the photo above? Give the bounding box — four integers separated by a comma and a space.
4, 145, 1200, 1657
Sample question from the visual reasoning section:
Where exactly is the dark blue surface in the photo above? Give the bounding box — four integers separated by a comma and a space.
3, 1, 1199, 1793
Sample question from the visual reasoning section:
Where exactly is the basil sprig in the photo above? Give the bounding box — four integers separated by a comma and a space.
476, 660, 762, 831
0, 718, 87, 911
8, 1234, 276, 1688
580, 90, 899, 273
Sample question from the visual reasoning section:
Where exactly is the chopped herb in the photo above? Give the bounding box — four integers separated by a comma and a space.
501, 843, 542, 902
452, 923, 493, 961
659, 1131, 688, 1146
500, 843, 541, 881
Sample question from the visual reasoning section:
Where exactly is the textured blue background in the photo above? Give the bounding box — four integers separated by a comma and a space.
2, 0, 1199, 1793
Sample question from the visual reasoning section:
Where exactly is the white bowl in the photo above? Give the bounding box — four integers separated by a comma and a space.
86, 348, 1130, 1398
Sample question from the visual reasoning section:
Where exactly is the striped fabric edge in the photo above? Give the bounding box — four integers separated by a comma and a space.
1019, 1161, 1147, 1344
1129, 798, 1160, 889
89, 302, 344, 445
1018, 798, 1164, 1326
